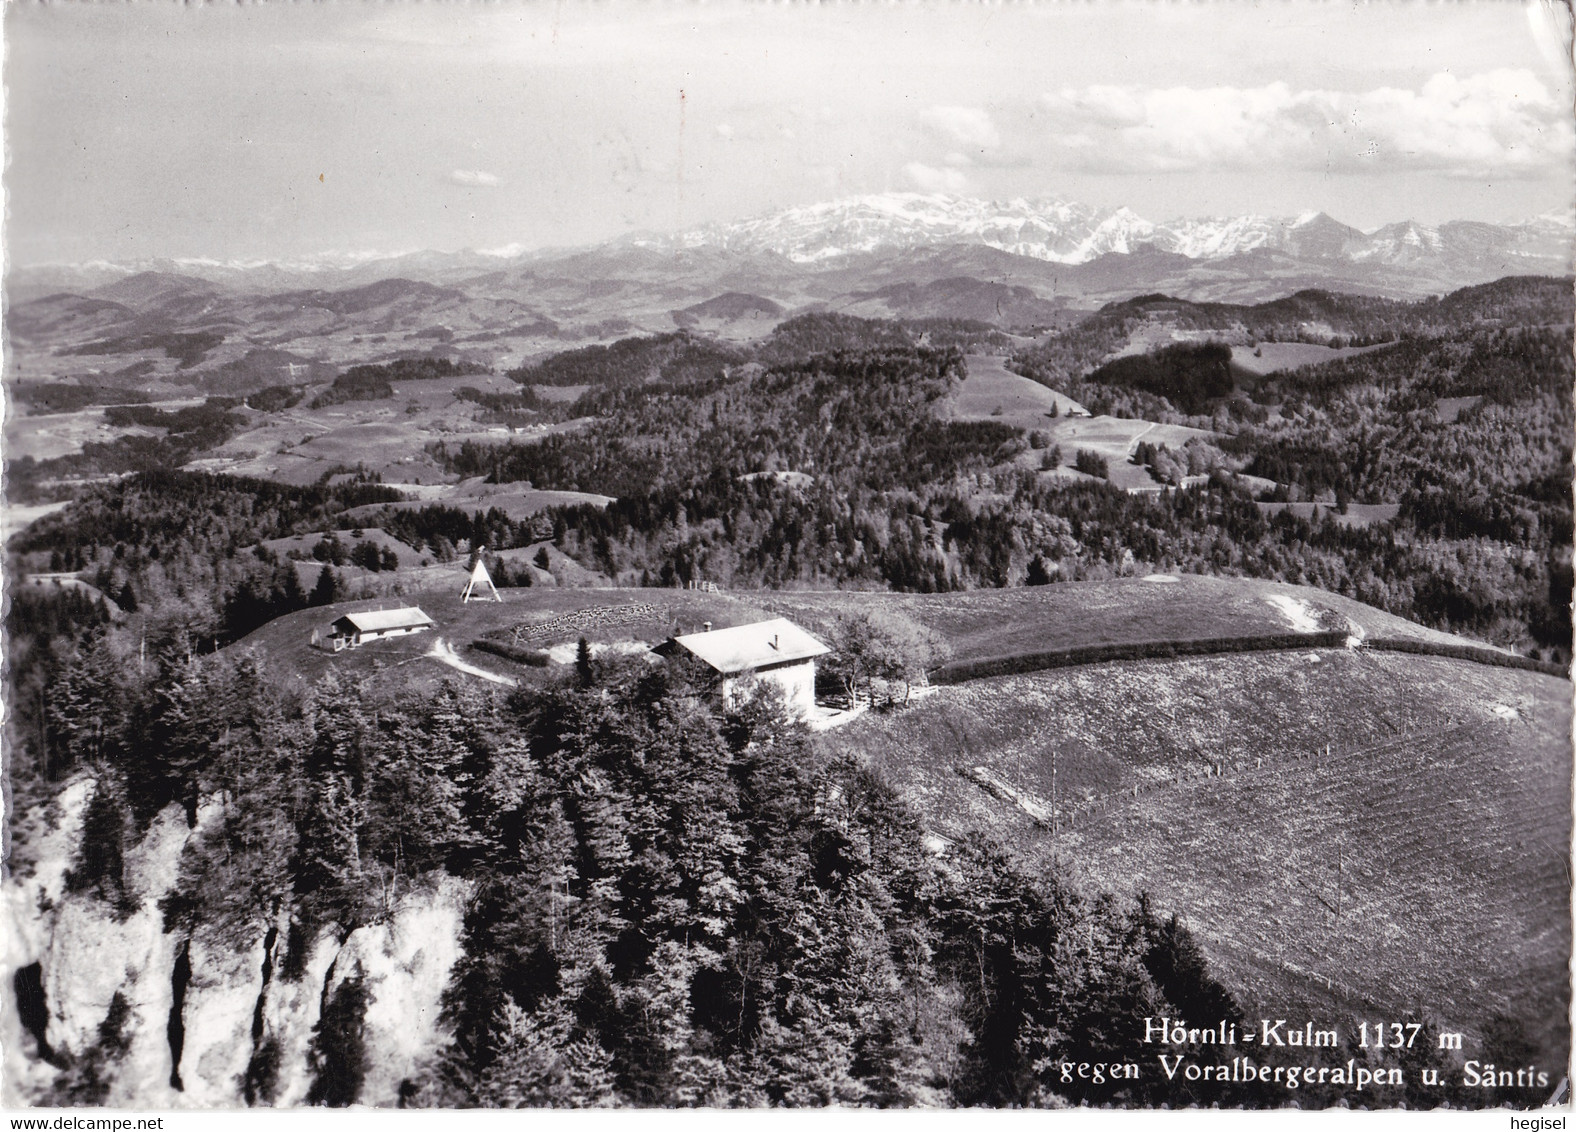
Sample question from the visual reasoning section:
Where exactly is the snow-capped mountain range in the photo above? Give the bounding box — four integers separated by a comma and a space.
7, 192, 1571, 314
634, 192, 1574, 270
6, 190, 1573, 391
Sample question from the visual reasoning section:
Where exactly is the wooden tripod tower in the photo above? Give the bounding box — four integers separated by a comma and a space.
462, 551, 502, 602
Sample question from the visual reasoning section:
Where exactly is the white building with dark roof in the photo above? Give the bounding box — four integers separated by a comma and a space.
328, 607, 436, 650
654, 617, 830, 719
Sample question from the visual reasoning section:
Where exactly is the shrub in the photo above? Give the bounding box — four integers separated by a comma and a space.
471, 640, 551, 666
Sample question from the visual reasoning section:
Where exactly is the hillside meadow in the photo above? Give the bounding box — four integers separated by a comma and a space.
818, 647, 1572, 1070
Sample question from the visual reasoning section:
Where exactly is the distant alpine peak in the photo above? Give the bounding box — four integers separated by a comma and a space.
648, 192, 1110, 264
630, 192, 1571, 269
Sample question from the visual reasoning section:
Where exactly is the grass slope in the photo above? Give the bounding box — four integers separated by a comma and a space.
1042, 416, 1214, 491
949, 353, 1083, 427
190, 373, 589, 486
1229, 341, 1390, 375
819, 647, 1572, 1069
762, 575, 1485, 665
340, 478, 613, 522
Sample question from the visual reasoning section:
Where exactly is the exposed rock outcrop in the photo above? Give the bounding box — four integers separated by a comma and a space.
4, 778, 469, 1108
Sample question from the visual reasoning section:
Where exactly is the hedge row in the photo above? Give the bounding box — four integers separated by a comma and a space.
929, 630, 1350, 685
1364, 637, 1569, 678
470, 638, 551, 667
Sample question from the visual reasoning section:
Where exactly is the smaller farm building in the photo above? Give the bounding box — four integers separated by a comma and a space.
329, 607, 436, 650
655, 617, 830, 719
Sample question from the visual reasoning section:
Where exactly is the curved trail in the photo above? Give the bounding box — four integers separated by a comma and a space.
425, 638, 518, 686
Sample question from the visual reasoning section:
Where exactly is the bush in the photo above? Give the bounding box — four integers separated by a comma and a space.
471, 639, 551, 666
247, 385, 303, 412
350, 541, 381, 572
312, 534, 348, 565
1086, 341, 1236, 415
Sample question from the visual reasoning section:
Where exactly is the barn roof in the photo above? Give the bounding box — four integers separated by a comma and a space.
333, 607, 435, 633
661, 617, 829, 675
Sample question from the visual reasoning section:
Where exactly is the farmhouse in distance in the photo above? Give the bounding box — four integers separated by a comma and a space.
655, 617, 831, 719
327, 606, 436, 651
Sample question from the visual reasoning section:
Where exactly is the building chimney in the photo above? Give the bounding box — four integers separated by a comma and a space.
703, 621, 712, 632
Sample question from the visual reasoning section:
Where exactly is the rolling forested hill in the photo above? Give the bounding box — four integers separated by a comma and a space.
6, 274, 1570, 1109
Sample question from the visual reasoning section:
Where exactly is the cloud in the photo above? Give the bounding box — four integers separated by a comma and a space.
449, 169, 501, 187
1039, 70, 1573, 178
920, 105, 1001, 150
903, 161, 971, 193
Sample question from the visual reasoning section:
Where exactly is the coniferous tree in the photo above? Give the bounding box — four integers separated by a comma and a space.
67, 770, 135, 915
307, 975, 371, 1107
473, 997, 616, 1108
310, 565, 339, 608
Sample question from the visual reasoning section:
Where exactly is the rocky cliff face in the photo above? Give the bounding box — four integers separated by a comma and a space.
3, 776, 468, 1108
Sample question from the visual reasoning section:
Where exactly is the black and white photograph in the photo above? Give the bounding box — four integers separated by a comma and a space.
2, 0, 1573, 1115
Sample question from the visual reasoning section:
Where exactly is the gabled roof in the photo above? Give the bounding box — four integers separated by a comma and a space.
333, 607, 435, 633
661, 617, 829, 675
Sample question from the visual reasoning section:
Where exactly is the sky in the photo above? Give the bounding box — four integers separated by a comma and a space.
5, 0, 1574, 266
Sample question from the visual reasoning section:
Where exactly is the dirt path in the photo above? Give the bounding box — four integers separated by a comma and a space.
1126, 422, 1157, 454
424, 637, 517, 686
